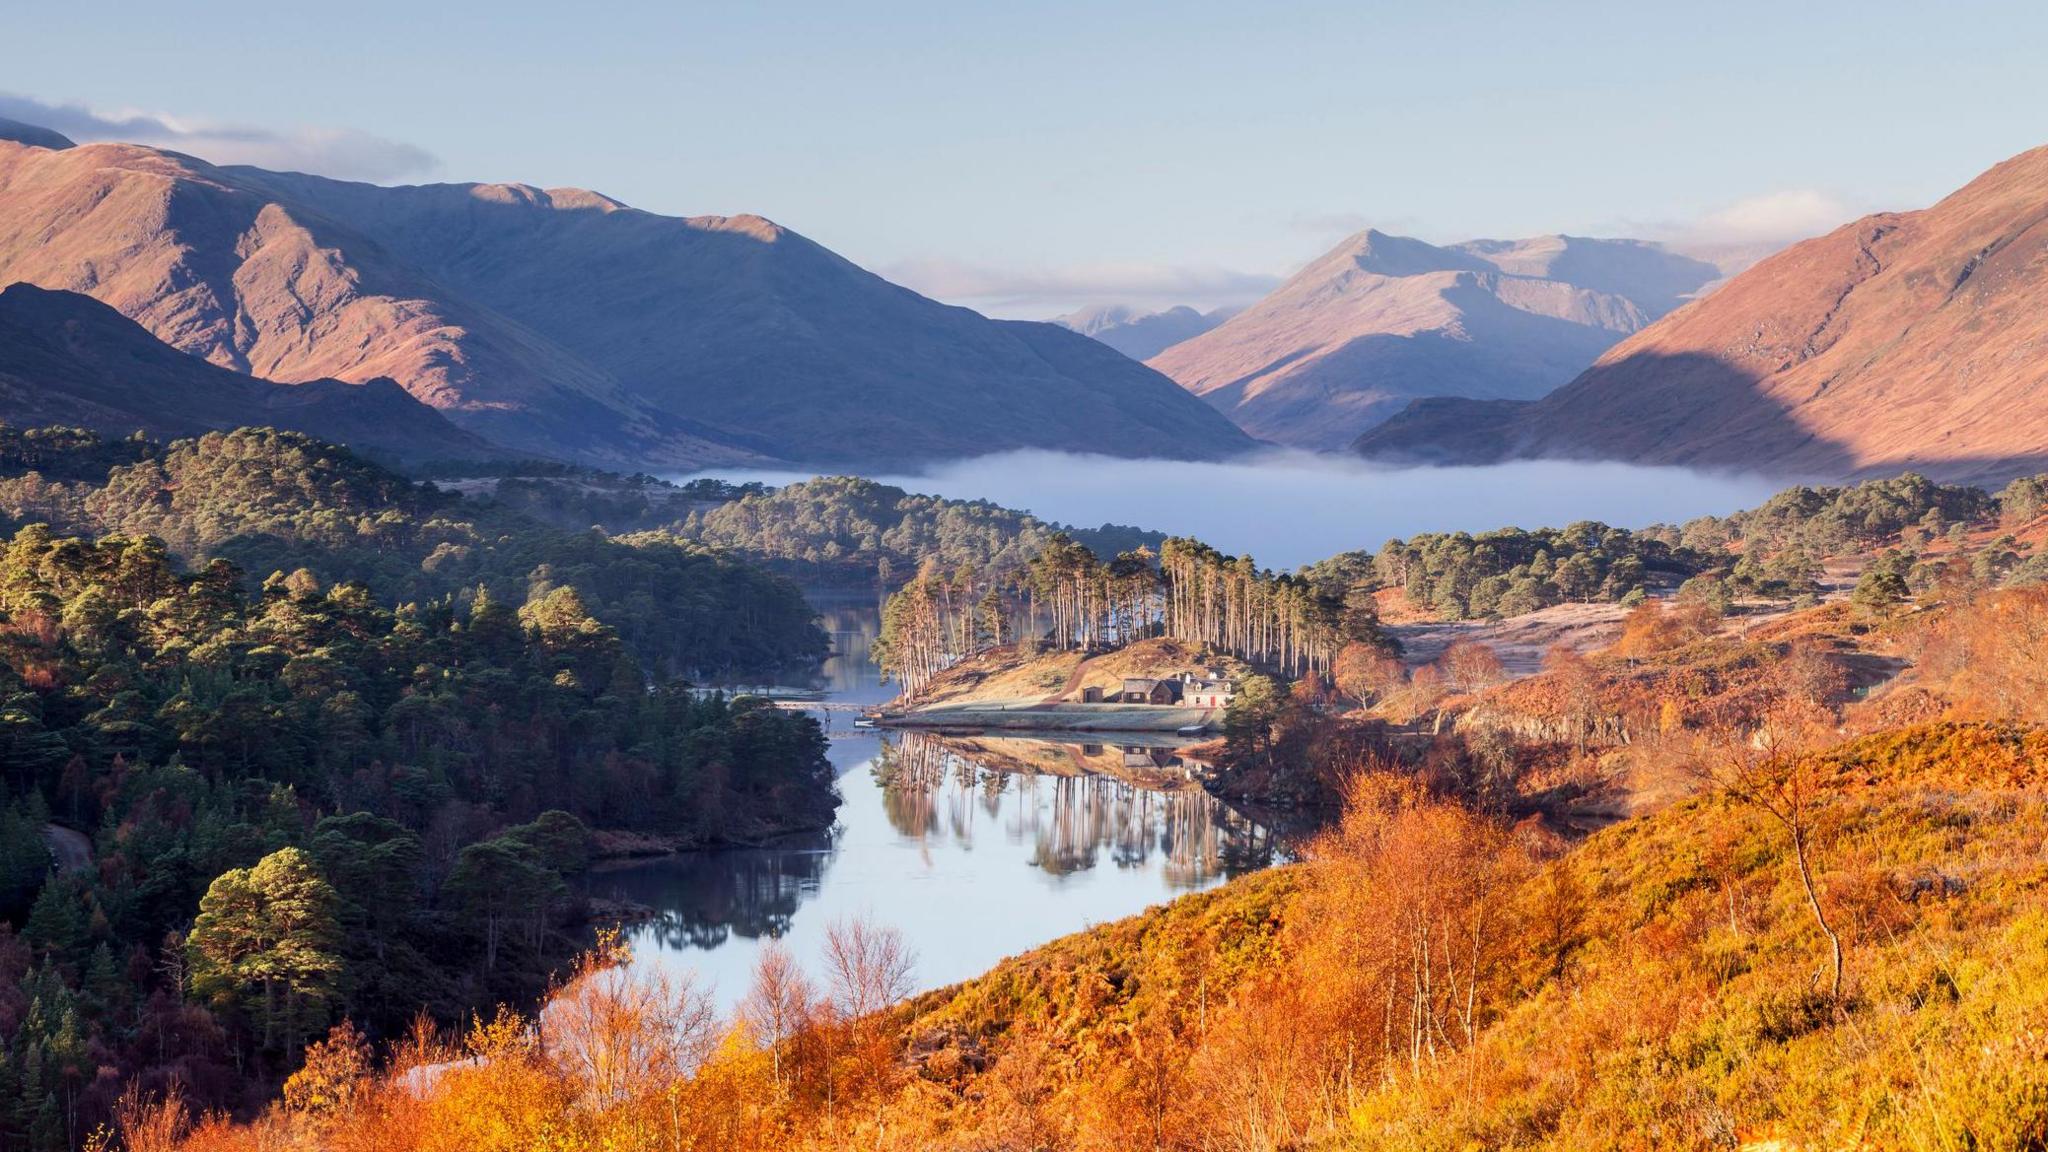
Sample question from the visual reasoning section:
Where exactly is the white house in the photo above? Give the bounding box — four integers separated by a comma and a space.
1180, 671, 1234, 710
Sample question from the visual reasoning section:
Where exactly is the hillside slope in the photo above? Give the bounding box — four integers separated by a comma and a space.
0, 129, 1252, 468
0, 283, 497, 465
873, 723, 2048, 1150
1357, 144, 2048, 483
1150, 231, 1718, 449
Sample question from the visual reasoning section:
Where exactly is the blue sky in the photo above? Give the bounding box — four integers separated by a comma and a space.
7, 0, 2046, 315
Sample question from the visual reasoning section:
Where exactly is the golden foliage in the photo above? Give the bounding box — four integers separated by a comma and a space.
141, 716, 2048, 1152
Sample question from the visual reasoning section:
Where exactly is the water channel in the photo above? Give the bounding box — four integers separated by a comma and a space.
580, 593, 1289, 1012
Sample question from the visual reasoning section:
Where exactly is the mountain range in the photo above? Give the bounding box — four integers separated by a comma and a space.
1052, 304, 1236, 361
1145, 230, 1723, 450
0, 123, 1251, 469
8, 110, 2044, 486
0, 282, 493, 465
1355, 144, 2048, 483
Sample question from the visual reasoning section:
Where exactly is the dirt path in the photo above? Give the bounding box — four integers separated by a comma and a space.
1040, 653, 1100, 705
42, 825, 90, 875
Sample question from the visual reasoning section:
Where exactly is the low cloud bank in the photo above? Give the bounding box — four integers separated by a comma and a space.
674, 449, 1790, 570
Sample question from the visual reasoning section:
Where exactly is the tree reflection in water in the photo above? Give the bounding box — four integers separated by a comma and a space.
873, 731, 1283, 890
583, 835, 835, 950
587, 594, 1302, 1012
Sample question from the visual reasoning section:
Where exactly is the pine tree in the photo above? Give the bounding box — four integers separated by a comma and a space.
83, 944, 126, 1022
21, 882, 84, 965
187, 848, 345, 1058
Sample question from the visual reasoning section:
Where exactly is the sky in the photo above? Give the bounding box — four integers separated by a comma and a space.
6, 0, 2047, 317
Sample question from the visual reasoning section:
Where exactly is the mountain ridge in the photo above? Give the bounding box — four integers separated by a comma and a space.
1147, 229, 1720, 450
0, 134, 1253, 468
1354, 143, 2048, 483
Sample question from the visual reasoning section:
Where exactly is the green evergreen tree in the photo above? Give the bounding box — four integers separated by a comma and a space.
187, 848, 345, 1057
21, 881, 84, 964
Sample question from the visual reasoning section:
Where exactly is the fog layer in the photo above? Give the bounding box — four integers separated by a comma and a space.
673, 450, 1792, 570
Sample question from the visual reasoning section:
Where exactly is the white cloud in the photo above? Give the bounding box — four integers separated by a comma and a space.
1682, 189, 1861, 247
883, 258, 1282, 319
0, 92, 437, 183
1600, 188, 1867, 279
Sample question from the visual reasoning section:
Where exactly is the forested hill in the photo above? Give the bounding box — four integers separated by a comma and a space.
0, 426, 826, 677
0, 135, 1253, 468
123, 598, 2048, 1148
0, 527, 837, 1128
1296, 472, 2031, 623
667, 475, 1167, 586
0, 424, 841, 1136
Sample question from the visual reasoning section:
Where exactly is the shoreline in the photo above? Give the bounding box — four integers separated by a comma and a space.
881, 702, 1219, 734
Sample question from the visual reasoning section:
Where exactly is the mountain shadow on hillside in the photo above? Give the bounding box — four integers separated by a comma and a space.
1356, 347, 2048, 485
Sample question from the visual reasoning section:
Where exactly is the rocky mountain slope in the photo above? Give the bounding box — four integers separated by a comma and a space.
1149, 231, 1719, 449
0, 124, 1252, 468
0, 283, 496, 465
1053, 303, 1233, 361
1355, 145, 2048, 484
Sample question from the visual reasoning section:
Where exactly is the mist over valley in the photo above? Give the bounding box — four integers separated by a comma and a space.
673, 450, 1790, 569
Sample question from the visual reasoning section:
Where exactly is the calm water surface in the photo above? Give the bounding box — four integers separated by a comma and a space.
583, 595, 1288, 1012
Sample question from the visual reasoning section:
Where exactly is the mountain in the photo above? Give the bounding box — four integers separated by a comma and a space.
1446, 234, 1723, 316
1053, 303, 1234, 361
1147, 231, 1720, 450
1355, 145, 2048, 484
0, 132, 1253, 468
0, 283, 497, 465
0, 117, 73, 152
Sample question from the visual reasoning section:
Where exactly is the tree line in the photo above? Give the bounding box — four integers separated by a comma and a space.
876, 534, 1369, 695
670, 475, 1163, 589
0, 427, 828, 678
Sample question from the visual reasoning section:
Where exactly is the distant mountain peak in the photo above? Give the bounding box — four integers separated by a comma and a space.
1448, 234, 1722, 314
1322, 229, 1492, 279
1149, 227, 1722, 450
1053, 303, 1236, 362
